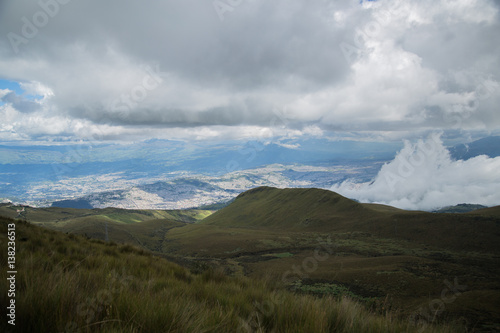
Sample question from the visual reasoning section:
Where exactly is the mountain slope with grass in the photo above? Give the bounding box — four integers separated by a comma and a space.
200, 186, 500, 252
161, 187, 500, 331
201, 186, 374, 229
0, 217, 461, 333
0, 205, 213, 225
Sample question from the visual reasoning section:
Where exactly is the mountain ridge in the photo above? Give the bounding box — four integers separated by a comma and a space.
449, 135, 500, 160
198, 186, 500, 252
202, 186, 373, 229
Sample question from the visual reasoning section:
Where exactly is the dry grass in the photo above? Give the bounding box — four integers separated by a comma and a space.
0, 217, 463, 332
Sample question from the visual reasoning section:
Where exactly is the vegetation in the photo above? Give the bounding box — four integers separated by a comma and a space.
162, 187, 500, 330
0, 217, 462, 332
0, 205, 213, 225
1, 186, 499, 331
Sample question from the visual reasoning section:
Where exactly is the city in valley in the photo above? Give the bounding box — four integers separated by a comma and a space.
1, 163, 380, 209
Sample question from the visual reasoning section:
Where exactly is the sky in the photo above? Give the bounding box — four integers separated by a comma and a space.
0, 0, 499, 144
1, 0, 500, 210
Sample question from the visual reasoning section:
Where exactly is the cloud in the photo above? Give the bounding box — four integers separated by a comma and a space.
276, 142, 301, 150
19, 81, 53, 99
0, 100, 304, 143
330, 133, 500, 210
0, 91, 41, 113
0, 0, 499, 142
0, 88, 11, 99
0, 80, 52, 114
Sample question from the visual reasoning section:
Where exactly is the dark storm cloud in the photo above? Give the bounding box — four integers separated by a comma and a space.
0, 0, 499, 141
0, 1, 352, 86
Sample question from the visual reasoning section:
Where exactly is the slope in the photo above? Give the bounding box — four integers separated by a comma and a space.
201, 186, 376, 230
198, 186, 500, 252
162, 186, 500, 330
0, 217, 459, 333
0, 205, 212, 225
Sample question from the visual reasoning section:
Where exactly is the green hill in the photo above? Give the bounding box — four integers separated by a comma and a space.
199, 186, 500, 252
162, 187, 500, 330
0, 205, 213, 225
202, 186, 371, 229
467, 205, 500, 217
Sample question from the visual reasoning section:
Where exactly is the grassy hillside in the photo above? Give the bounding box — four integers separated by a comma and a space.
199, 186, 500, 252
0, 217, 461, 332
0, 205, 213, 225
202, 186, 369, 229
0, 205, 211, 250
467, 205, 500, 217
2, 187, 499, 330
162, 187, 500, 331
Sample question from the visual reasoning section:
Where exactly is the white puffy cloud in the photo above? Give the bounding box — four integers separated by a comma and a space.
331, 133, 500, 210
19, 81, 53, 99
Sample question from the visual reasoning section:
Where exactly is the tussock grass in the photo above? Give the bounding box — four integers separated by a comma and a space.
0, 218, 463, 332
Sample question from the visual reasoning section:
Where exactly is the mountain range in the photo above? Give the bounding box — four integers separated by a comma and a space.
449, 136, 500, 160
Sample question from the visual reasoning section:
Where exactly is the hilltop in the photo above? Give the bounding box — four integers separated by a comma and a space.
202, 186, 369, 229
199, 186, 500, 252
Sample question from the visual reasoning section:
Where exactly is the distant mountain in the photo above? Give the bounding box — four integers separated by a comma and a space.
195, 199, 234, 210
449, 136, 500, 160
432, 203, 487, 214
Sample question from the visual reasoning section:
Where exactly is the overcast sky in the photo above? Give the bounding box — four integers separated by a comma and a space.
1, 0, 499, 143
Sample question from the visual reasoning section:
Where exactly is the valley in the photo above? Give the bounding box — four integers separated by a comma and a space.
1, 161, 383, 209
